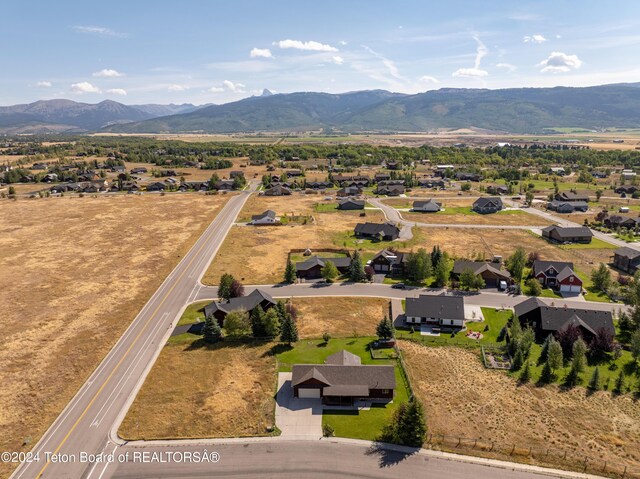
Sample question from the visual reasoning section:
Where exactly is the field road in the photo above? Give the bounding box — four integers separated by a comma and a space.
9, 183, 258, 479
11, 182, 614, 479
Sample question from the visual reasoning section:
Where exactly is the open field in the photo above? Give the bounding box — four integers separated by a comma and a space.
288, 297, 389, 339
400, 341, 640, 474
0, 194, 230, 478
402, 208, 553, 226
119, 341, 277, 440
203, 195, 387, 284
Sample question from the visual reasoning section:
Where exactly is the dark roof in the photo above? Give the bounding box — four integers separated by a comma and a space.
473, 197, 503, 209
514, 297, 614, 335
556, 191, 589, 201
251, 210, 277, 221
295, 256, 351, 272
413, 199, 441, 211
556, 266, 580, 283
354, 222, 400, 237
325, 350, 362, 366
338, 198, 365, 208
371, 249, 406, 265
541, 225, 593, 239
405, 294, 465, 320
204, 289, 275, 317
323, 385, 370, 396
292, 364, 396, 390
549, 200, 588, 210
532, 260, 574, 276
452, 260, 511, 278
614, 246, 640, 260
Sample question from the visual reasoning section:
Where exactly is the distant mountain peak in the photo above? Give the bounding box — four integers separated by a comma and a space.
261, 89, 274, 97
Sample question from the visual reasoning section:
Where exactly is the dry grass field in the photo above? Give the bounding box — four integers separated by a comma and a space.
0, 194, 230, 478
119, 341, 277, 440
400, 341, 640, 474
289, 297, 389, 338
203, 195, 386, 284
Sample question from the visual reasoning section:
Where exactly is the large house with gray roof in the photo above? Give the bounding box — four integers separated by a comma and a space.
612, 247, 640, 274
405, 294, 466, 328
412, 199, 441, 213
291, 350, 395, 405
472, 197, 503, 214
204, 289, 276, 324
452, 260, 512, 288
532, 260, 582, 293
354, 222, 400, 241
295, 256, 351, 279
541, 225, 593, 244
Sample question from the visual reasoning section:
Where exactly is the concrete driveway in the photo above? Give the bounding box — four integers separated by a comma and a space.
276, 373, 323, 439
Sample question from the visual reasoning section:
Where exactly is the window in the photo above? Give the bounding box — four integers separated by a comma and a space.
382, 389, 389, 394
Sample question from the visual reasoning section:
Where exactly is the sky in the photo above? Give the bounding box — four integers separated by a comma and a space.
2, 0, 640, 106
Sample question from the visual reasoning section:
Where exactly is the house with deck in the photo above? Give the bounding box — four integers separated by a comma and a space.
405, 295, 466, 328
204, 289, 276, 325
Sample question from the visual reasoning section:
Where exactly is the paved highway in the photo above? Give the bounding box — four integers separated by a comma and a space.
10, 184, 257, 479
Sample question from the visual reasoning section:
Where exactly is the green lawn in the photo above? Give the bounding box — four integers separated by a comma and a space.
177, 301, 208, 326
538, 288, 563, 299
313, 202, 340, 213
575, 268, 614, 303
277, 337, 380, 371
559, 237, 618, 249
332, 226, 424, 251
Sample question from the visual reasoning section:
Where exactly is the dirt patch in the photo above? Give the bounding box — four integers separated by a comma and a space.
289, 297, 389, 339
203, 195, 386, 284
0, 194, 230, 478
119, 341, 276, 440
399, 341, 640, 475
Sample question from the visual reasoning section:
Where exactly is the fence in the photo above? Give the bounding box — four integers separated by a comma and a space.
425, 434, 640, 478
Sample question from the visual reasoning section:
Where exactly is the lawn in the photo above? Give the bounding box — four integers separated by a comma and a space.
289, 251, 346, 263
313, 202, 341, 213
0, 193, 230, 479
559, 237, 618, 250
176, 301, 208, 326
275, 336, 411, 442
332, 226, 425, 251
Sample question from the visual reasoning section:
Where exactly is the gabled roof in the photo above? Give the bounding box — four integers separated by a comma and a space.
541, 225, 593, 239
325, 350, 362, 366
354, 222, 400, 237
556, 266, 580, 283
532, 260, 574, 276
204, 289, 275, 317
371, 249, 405, 265
252, 210, 277, 221
453, 260, 511, 278
291, 364, 395, 390
473, 197, 503, 209
295, 256, 351, 272
413, 199, 441, 211
405, 294, 465, 320
296, 367, 331, 386
338, 198, 365, 208
614, 246, 640, 260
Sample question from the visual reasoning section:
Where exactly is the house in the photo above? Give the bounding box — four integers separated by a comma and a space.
412, 199, 441, 213
369, 249, 407, 275
547, 200, 589, 213
405, 295, 465, 328
615, 186, 638, 196
550, 167, 566, 176
295, 256, 351, 279
541, 225, 593, 244
604, 215, 640, 230
230, 171, 245, 179
31, 162, 48, 170
354, 222, 400, 241
42, 173, 58, 183
291, 350, 395, 405
215, 180, 235, 190
146, 182, 167, 192
264, 184, 292, 196
337, 198, 365, 210
374, 173, 391, 183
336, 186, 363, 197
472, 197, 503, 214
514, 297, 614, 341
111, 165, 126, 173
386, 161, 401, 170
286, 169, 303, 177
131, 167, 148, 174
180, 181, 208, 191
622, 169, 637, 180
532, 260, 582, 293
251, 210, 280, 225
435, 164, 455, 176
203, 289, 276, 325
456, 172, 481, 182
592, 171, 608, 179
305, 181, 333, 190
376, 184, 405, 196
417, 178, 446, 188
486, 185, 509, 195
555, 192, 589, 203
612, 247, 640, 274
452, 260, 512, 288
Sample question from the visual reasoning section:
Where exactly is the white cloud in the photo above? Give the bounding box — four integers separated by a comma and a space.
70, 82, 101, 94
362, 46, 403, 80
339, 40, 347, 46
209, 80, 246, 93
36, 81, 52, 87
537, 51, 583, 73
418, 75, 439, 83
168, 84, 187, 91
452, 36, 489, 78
93, 68, 123, 77
275, 39, 338, 52
496, 63, 517, 72
106, 88, 127, 96
332, 56, 344, 65
250, 48, 273, 58
523, 34, 548, 44
72, 25, 127, 37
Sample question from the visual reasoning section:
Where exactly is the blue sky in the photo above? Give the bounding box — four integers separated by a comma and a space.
2, 0, 640, 105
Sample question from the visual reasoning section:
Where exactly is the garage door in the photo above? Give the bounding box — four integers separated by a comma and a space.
560, 284, 581, 293
298, 388, 321, 398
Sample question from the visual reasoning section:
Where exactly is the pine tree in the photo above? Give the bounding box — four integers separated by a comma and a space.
321, 261, 339, 282
349, 250, 366, 282
280, 313, 298, 345
564, 360, 581, 387
519, 361, 531, 383
539, 361, 554, 384
203, 315, 222, 343
588, 367, 601, 391
262, 308, 282, 337
614, 370, 626, 394
397, 399, 427, 447
218, 273, 235, 300
547, 337, 564, 372
512, 348, 524, 371
571, 337, 588, 373
539, 334, 553, 363
250, 306, 266, 337
376, 317, 394, 339
284, 258, 297, 283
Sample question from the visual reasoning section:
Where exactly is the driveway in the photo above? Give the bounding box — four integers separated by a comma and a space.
275, 373, 323, 439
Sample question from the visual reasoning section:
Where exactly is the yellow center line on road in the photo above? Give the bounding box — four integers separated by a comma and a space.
34, 196, 244, 478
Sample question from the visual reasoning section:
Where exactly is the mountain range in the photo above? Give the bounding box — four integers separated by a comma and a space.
3, 83, 640, 135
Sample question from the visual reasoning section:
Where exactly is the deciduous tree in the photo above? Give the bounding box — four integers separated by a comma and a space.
223, 310, 251, 337
321, 261, 339, 282
218, 273, 235, 300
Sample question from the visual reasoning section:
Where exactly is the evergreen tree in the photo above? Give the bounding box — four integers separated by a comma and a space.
591, 263, 611, 293
433, 253, 452, 287
275, 300, 288, 321
564, 360, 581, 387
261, 308, 282, 337
512, 348, 524, 371
223, 310, 251, 337
539, 361, 554, 384
630, 328, 640, 364
588, 367, 601, 391
284, 258, 297, 283
321, 261, 339, 282
397, 399, 427, 447
250, 306, 267, 337
376, 317, 394, 339
614, 370, 626, 394
203, 315, 222, 343
571, 337, 588, 373
349, 250, 367, 282
280, 314, 298, 345
459, 269, 485, 291
431, 245, 442, 268
218, 273, 235, 300
547, 337, 564, 372
519, 361, 531, 383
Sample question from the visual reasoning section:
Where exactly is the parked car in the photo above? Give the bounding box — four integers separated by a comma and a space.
392, 283, 406, 289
